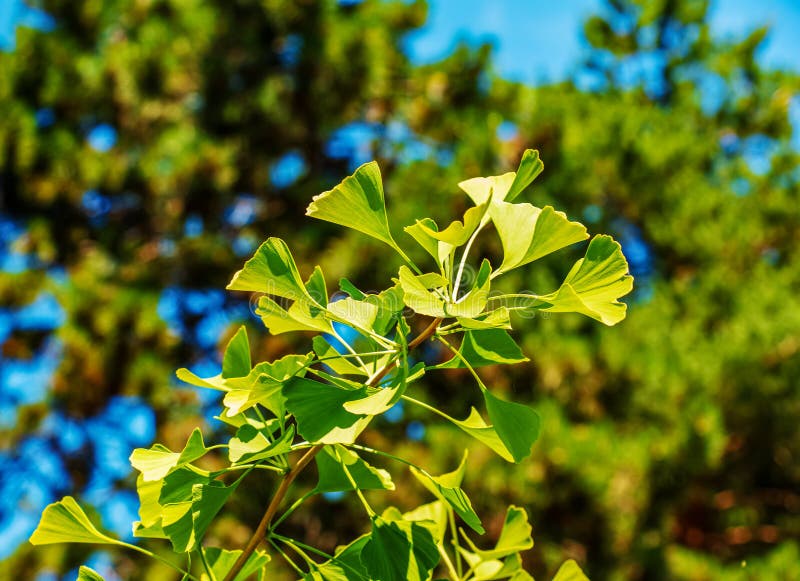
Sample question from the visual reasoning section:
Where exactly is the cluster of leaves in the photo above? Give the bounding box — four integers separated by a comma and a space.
30, 151, 632, 580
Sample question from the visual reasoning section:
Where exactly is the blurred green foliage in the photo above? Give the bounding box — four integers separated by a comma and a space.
1, 0, 799, 579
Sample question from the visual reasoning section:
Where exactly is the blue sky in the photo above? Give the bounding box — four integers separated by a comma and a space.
406, 0, 800, 84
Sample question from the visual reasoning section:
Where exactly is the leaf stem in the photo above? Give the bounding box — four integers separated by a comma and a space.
452, 222, 485, 301
222, 316, 443, 581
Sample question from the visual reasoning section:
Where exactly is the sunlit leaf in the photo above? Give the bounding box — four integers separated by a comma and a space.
552, 560, 590, 581
484, 391, 540, 463
314, 445, 394, 493
434, 329, 527, 369
462, 506, 533, 561
307, 161, 402, 253
457, 149, 543, 205
313, 336, 367, 376
77, 566, 105, 581
537, 235, 633, 325
410, 451, 484, 533
29, 496, 123, 546
491, 203, 588, 276
222, 325, 251, 379
414, 203, 488, 247
304, 536, 371, 581
130, 428, 209, 482
227, 238, 313, 302
229, 424, 294, 464
223, 353, 313, 417
505, 149, 544, 202
204, 547, 271, 581
283, 377, 371, 444
360, 512, 440, 581
161, 480, 238, 553
398, 266, 448, 317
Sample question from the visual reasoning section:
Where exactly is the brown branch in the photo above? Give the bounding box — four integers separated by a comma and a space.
223, 316, 443, 581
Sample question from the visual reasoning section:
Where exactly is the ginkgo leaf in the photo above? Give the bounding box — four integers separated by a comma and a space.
226, 238, 313, 302
29, 496, 123, 546
161, 480, 237, 552
313, 336, 367, 376
130, 428, 209, 482
415, 203, 488, 247
361, 512, 440, 581
398, 266, 448, 317
307, 161, 402, 253
304, 535, 372, 581
457, 308, 511, 330
228, 424, 294, 464
255, 295, 333, 335
77, 566, 105, 581
505, 149, 544, 202
457, 149, 543, 205
223, 353, 313, 418
404, 218, 442, 265
314, 445, 394, 493
283, 377, 372, 444
552, 560, 590, 581
222, 326, 251, 379
459, 172, 516, 206
537, 235, 633, 326
490, 203, 588, 276
484, 390, 540, 463
410, 451, 484, 533
462, 506, 533, 561
433, 329, 527, 369
204, 547, 271, 581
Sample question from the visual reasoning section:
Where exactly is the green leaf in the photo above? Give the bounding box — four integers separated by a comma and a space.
226, 238, 313, 302
484, 390, 541, 463
339, 278, 367, 300
229, 424, 294, 464
397, 266, 448, 317
161, 480, 238, 552
462, 506, 533, 561
434, 329, 527, 369
457, 308, 511, 330
552, 560, 590, 581
458, 172, 516, 206
307, 161, 401, 253
283, 377, 372, 444
305, 265, 329, 305
537, 235, 633, 325
404, 218, 442, 264
77, 566, 106, 581
361, 513, 440, 581
255, 294, 333, 335
314, 445, 394, 493
415, 203, 488, 247
313, 336, 367, 376
410, 451, 484, 533
457, 552, 532, 581
327, 297, 380, 336
448, 258, 492, 318
223, 353, 313, 418
506, 149, 544, 202
222, 325, 251, 379
304, 536, 371, 581
401, 501, 449, 544
130, 428, 210, 481
457, 149, 543, 205
491, 203, 588, 276
204, 547, 271, 581
447, 408, 515, 463
29, 496, 123, 546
